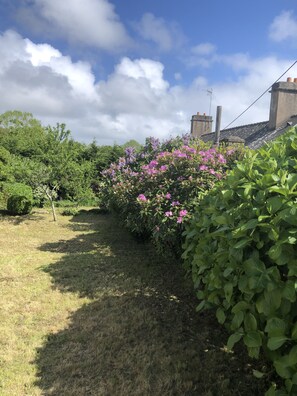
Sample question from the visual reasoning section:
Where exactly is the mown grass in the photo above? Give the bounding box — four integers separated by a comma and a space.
0, 208, 270, 395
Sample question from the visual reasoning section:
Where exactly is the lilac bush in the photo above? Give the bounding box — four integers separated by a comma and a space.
100, 134, 244, 257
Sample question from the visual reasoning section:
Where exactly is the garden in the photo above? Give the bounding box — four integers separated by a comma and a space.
1, 109, 297, 395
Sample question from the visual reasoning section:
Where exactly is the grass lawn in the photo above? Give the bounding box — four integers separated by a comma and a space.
0, 208, 270, 395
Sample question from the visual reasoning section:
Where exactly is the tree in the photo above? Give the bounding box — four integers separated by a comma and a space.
0, 111, 46, 158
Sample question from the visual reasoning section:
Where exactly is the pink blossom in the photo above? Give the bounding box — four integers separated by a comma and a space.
209, 168, 216, 175
137, 194, 147, 202
218, 154, 226, 164
165, 193, 171, 199
199, 165, 208, 171
171, 201, 180, 206
179, 209, 188, 217
177, 217, 183, 223
148, 160, 158, 168
165, 211, 173, 217
160, 165, 168, 171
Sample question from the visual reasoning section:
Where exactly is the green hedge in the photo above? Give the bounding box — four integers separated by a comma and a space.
182, 127, 297, 395
7, 195, 32, 215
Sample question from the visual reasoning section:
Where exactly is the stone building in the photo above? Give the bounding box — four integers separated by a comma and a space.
191, 77, 297, 149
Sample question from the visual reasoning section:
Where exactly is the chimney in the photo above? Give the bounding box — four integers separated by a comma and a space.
190, 112, 213, 138
268, 77, 297, 130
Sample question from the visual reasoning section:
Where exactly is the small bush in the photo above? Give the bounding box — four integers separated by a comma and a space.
182, 127, 297, 395
55, 200, 77, 208
7, 195, 32, 215
61, 208, 79, 216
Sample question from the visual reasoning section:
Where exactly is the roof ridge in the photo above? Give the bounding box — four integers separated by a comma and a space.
222, 120, 268, 132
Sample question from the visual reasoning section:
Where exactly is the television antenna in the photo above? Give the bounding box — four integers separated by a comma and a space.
207, 88, 213, 117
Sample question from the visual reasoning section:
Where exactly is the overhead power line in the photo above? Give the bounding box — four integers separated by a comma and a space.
222, 60, 297, 130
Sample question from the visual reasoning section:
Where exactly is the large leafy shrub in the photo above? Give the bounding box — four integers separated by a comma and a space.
0, 182, 33, 208
182, 127, 297, 395
7, 195, 32, 215
100, 135, 243, 256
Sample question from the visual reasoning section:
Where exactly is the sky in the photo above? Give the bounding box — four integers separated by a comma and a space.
0, 0, 297, 145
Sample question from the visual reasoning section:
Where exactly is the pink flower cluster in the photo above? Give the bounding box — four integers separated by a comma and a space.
177, 209, 188, 223
137, 194, 147, 202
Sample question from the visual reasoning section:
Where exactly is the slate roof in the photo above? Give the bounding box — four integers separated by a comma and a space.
201, 115, 297, 149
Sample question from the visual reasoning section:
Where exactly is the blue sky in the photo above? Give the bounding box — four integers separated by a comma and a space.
0, 0, 297, 144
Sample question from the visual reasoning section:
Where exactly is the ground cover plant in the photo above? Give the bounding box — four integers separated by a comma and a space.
0, 208, 270, 395
183, 127, 297, 395
100, 135, 243, 257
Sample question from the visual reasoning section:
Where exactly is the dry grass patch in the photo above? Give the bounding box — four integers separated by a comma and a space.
0, 209, 270, 395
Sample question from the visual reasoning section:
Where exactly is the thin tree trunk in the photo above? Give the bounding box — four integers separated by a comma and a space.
50, 198, 57, 222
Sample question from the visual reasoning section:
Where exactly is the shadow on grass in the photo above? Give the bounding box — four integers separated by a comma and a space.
35, 210, 270, 395
0, 209, 45, 225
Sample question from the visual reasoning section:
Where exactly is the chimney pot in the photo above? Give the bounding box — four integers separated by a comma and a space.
287, 77, 293, 82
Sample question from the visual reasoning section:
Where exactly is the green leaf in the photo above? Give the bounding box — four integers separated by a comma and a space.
224, 283, 233, 303
265, 385, 276, 396
264, 289, 282, 312
196, 300, 205, 312
291, 323, 297, 340
232, 219, 258, 239
223, 267, 233, 277
214, 215, 228, 225
231, 310, 244, 329
243, 331, 262, 347
278, 208, 297, 226
265, 317, 287, 337
247, 346, 260, 359
282, 281, 296, 303
216, 308, 226, 324
274, 358, 295, 379
244, 313, 258, 332
253, 369, 265, 378
289, 346, 297, 366
231, 301, 249, 314
268, 244, 282, 261
266, 196, 285, 214
233, 238, 251, 249
227, 332, 243, 350
267, 336, 288, 351
292, 372, 297, 385
269, 186, 289, 197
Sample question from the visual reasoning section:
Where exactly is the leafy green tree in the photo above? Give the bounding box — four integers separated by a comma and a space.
122, 139, 142, 152
0, 111, 46, 158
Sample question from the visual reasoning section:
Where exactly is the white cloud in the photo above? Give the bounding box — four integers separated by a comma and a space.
269, 10, 297, 42
0, 30, 296, 146
187, 42, 218, 68
135, 12, 185, 52
191, 43, 216, 56
18, 0, 132, 51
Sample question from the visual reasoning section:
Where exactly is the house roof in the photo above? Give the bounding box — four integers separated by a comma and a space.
201, 115, 297, 149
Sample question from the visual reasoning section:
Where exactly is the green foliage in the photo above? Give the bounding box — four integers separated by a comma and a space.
122, 139, 142, 152
182, 127, 297, 395
0, 182, 33, 208
7, 195, 32, 215
61, 208, 79, 216
0, 110, 46, 158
